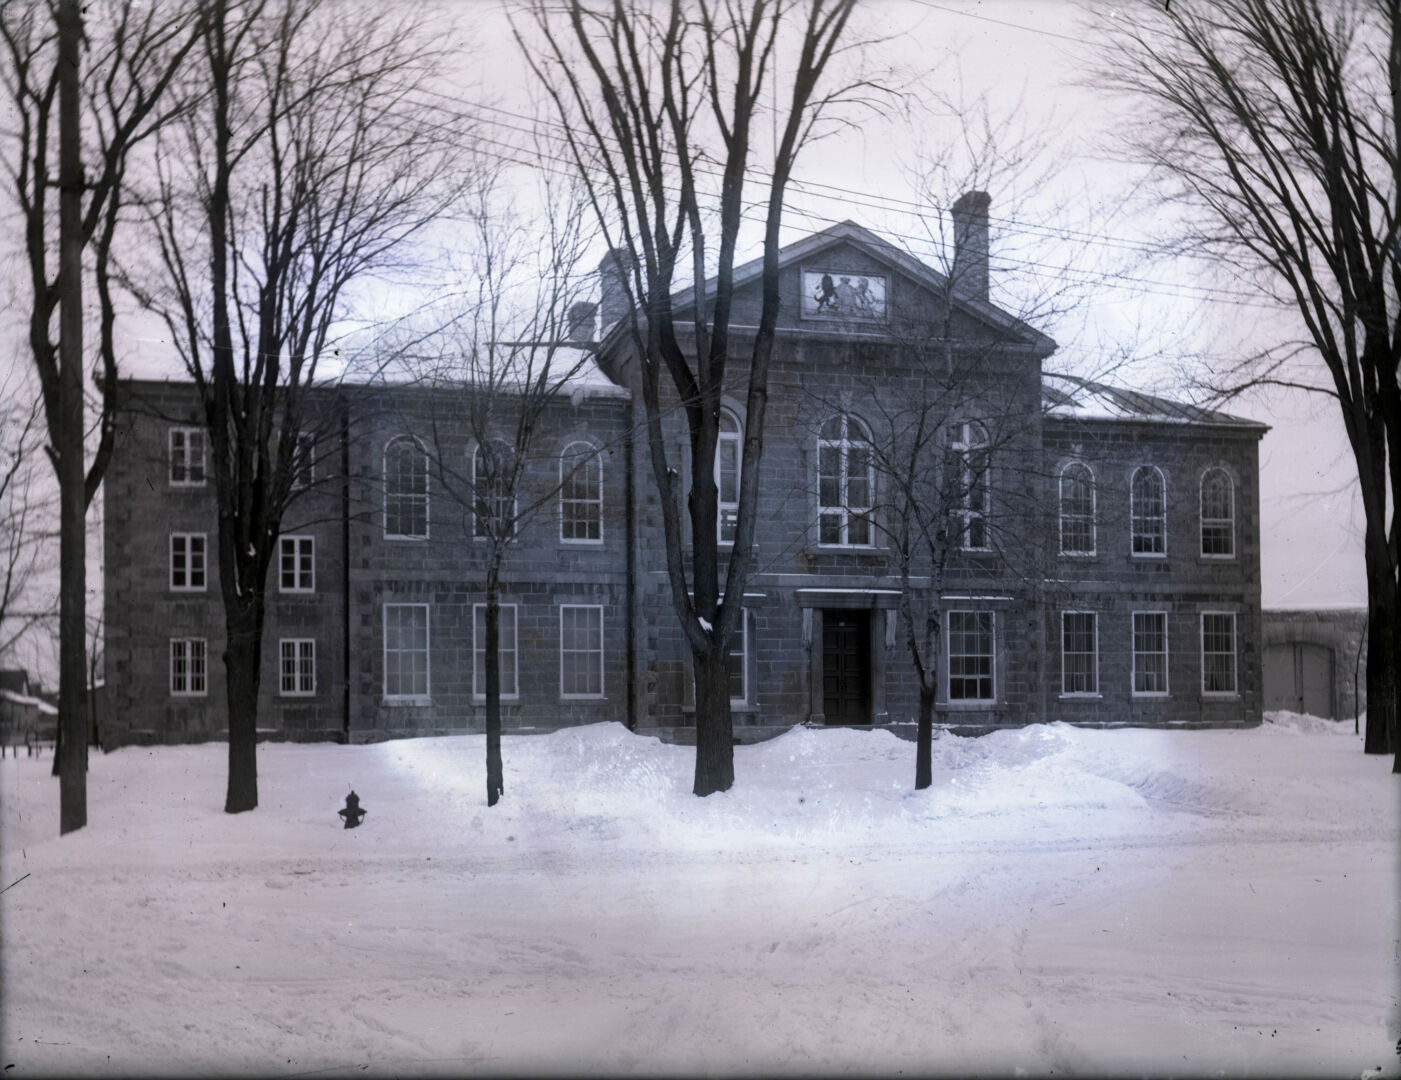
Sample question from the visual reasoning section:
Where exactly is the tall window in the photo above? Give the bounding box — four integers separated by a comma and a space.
817, 415, 873, 546
384, 437, 428, 539
714, 409, 742, 545
279, 535, 314, 593
560, 605, 604, 698
169, 426, 206, 487
1200, 469, 1234, 557
170, 638, 207, 696
1061, 612, 1098, 696
291, 432, 315, 491
1132, 611, 1169, 695
1201, 612, 1237, 695
1131, 466, 1166, 555
279, 639, 316, 696
560, 442, 603, 543
169, 533, 207, 591
948, 610, 995, 700
946, 422, 990, 551
473, 604, 519, 700
728, 610, 749, 705
473, 439, 517, 540
1059, 463, 1095, 555
383, 603, 429, 701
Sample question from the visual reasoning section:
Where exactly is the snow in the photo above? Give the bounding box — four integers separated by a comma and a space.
2, 714, 1397, 1077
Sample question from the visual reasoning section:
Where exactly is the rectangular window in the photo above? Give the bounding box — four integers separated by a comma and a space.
948, 610, 995, 701
560, 604, 604, 698
170, 638, 207, 696
1201, 612, 1237, 695
728, 610, 749, 705
1132, 611, 1170, 696
472, 604, 519, 700
169, 533, 207, 592
279, 535, 314, 592
383, 603, 429, 701
279, 638, 316, 696
1061, 612, 1098, 696
560, 445, 603, 542
717, 433, 740, 545
169, 426, 206, 487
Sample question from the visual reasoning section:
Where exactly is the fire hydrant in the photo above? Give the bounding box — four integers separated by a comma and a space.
338, 790, 367, 829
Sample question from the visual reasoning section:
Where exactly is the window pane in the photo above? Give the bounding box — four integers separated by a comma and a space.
1133, 613, 1168, 694
949, 611, 994, 700
561, 606, 603, 696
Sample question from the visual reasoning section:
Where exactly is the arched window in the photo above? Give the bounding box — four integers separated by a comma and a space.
715, 408, 741, 545
473, 439, 517, 540
1131, 465, 1166, 555
560, 441, 603, 543
383, 436, 428, 538
1058, 462, 1095, 555
817, 414, 874, 546
1200, 468, 1234, 557
946, 421, 989, 551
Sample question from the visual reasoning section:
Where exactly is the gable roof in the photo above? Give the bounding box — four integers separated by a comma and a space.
1042, 372, 1269, 432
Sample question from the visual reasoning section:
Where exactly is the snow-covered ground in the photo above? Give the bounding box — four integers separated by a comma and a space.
2, 714, 1397, 1077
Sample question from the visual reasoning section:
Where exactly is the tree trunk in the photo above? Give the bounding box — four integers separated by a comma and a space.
915, 682, 935, 791
484, 586, 503, 807
55, 0, 87, 834
1363, 539, 1397, 756
223, 602, 261, 814
692, 645, 734, 796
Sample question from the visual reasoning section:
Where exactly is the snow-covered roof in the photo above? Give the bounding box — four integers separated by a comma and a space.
0, 687, 58, 714
1042, 372, 1268, 432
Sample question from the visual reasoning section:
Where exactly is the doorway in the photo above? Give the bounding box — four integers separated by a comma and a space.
822, 609, 871, 725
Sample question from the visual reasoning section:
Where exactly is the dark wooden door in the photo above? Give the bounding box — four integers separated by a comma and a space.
822, 610, 871, 725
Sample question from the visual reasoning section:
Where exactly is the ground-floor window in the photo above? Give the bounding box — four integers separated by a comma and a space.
948, 611, 995, 701
1201, 612, 1237, 695
728, 610, 748, 705
473, 603, 519, 700
560, 605, 604, 698
170, 638, 207, 696
384, 603, 429, 702
279, 638, 316, 696
1061, 612, 1098, 696
1132, 611, 1169, 696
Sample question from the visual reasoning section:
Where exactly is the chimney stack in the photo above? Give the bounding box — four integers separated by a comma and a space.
951, 190, 990, 302
598, 247, 636, 336
566, 301, 597, 343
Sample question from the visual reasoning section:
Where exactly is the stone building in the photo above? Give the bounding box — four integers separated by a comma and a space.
103, 209, 1268, 747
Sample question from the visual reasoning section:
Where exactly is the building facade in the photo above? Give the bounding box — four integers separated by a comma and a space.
103, 214, 1267, 747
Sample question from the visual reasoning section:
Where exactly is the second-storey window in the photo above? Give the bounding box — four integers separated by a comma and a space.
473, 440, 517, 540
817, 415, 874, 546
279, 535, 314, 592
279, 639, 316, 696
1200, 468, 1235, 557
169, 427, 206, 487
560, 605, 604, 698
1059, 462, 1096, 555
170, 638, 207, 695
383, 603, 429, 701
1131, 466, 1167, 555
170, 533, 207, 591
948, 610, 995, 700
473, 603, 519, 700
946, 422, 990, 551
291, 432, 315, 491
560, 442, 602, 542
716, 409, 742, 545
1061, 612, 1098, 696
1132, 611, 1170, 695
384, 437, 428, 539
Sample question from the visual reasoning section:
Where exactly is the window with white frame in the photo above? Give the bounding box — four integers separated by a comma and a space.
1061, 612, 1098, 696
291, 431, 315, 491
169, 426, 206, 487
169, 533, 207, 591
472, 603, 519, 700
560, 604, 604, 698
473, 439, 517, 540
1200, 469, 1234, 557
946, 422, 990, 551
384, 437, 428, 539
1201, 612, 1237, 695
948, 610, 995, 701
279, 535, 314, 592
279, 638, 316, 696
383, 603, 429, 701
170, 638, 207, 696
817, 415, 874, 546
560, 442, 603, 542
1132, 611, 1169, 695
728, 609, 749, 705
716, 409, 742, 545
1059, 463, 1096, 555
1131, 466, 1167, 555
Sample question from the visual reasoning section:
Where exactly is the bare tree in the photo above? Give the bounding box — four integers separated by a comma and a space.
0, 369, 50, 661
1098, 0, 1401, 767
1, 0, 196, 832
131, 0, 462, 813
523, 0, 867, 796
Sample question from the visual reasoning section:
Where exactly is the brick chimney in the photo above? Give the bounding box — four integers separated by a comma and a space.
598, 248, 636, 336
566, 301, 597, 344
951, 190, 990, 302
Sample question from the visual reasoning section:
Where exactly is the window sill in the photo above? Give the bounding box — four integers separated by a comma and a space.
280, 692, 316, 699
472, 696, 521, 704
278, 588, 316, 596
1130, 552, 1168, 560
1198, 554, 1236, 562
170, 692, 207, 699
384, 696, 431, 707
384, 534, 429, 542
168, 481, 207, 489
815, 543, 882, 553
560, 694, 607, 702
1058, 693, 1102, 701
1059, 551, 1097, 559
560, 538, 605, 547
169, 587, 208, 595
1131, 692, 1171, 700
1201, 692, 1239, 701
944, 699, 998, 709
